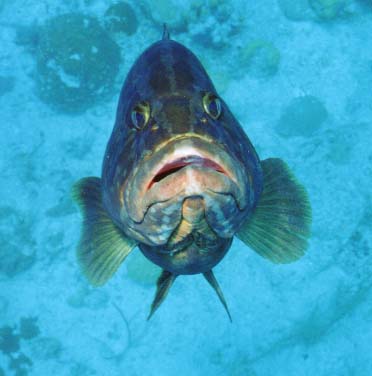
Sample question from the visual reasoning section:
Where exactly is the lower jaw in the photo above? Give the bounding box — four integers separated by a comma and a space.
125, 137, 248, 223
139, 237, 233, 275
122, 189, 247, 247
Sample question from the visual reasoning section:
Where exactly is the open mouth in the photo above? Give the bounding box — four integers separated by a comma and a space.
148, 155, 226, 190
123, 135, 249, 224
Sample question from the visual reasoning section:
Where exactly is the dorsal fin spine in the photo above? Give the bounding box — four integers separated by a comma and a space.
162, 23, 170, 40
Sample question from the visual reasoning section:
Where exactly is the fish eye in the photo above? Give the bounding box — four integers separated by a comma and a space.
131, 101, 150, 130
202, 92, 222, 120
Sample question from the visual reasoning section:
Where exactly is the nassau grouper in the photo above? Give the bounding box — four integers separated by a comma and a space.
72, 26, 311, 321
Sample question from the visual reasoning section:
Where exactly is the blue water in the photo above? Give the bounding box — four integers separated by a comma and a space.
1, 1, 372, 375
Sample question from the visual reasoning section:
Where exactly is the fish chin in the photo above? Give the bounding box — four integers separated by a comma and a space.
121, 135, 250, 245
123, 188, 246, 246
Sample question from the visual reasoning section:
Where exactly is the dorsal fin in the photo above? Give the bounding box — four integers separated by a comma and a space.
162, 23, 170, 40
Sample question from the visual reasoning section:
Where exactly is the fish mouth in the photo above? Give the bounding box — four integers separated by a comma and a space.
148, 155, 226, 190
122, 135, 249, 224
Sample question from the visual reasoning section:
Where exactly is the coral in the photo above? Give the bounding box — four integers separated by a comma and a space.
0, 326, 20, 355
0, 75, 15, 97
19, 317, 40, 340
275, 95, 328, 138
309, 0, 351, 20
278, 0, 314, 21
36, 13, 121, 113
104, 2, 138, 36
126, 252, 160, 286
239, 40, 280, 78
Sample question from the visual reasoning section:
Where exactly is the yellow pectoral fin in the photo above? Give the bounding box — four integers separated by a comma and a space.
72, 177, 136, 286
237, 158, 312, 264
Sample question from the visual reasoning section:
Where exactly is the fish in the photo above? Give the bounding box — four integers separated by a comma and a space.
72, 25, 311, 321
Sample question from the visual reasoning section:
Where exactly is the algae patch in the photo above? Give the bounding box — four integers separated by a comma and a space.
0, 317, 40, 375
104, 2, 138, 36
239, 40, 281, 78
276, 95, 328, 138
36, 13, 121, 113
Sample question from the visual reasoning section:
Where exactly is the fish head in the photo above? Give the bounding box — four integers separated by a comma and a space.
102, 39, 263, 255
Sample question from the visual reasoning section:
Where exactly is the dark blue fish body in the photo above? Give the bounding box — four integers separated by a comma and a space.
73, 28, 311, 320
102, 38, 263, 274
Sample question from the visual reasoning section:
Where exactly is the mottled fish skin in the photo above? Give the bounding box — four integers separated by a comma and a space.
101, 37, 263, 274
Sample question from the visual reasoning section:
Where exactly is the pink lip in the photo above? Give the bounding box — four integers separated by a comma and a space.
122, 136, 249, 224
148, 156, 226, 190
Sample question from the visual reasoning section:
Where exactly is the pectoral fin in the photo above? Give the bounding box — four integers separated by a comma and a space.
203, 270, 232, 322
72, 177, 136, 286
237, 158, 311, 263
148, 270, 177, 320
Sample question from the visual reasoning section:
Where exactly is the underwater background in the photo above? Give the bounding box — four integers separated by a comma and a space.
1, 0, 372, 375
